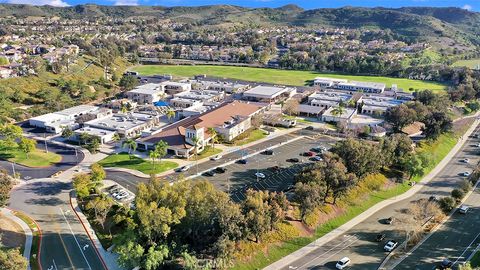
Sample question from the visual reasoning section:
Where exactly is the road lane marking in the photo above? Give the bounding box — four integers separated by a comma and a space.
51, 214, 76, 270
453, 231, 480, 265
60, 208, 92, 270
294, 234, 358, 269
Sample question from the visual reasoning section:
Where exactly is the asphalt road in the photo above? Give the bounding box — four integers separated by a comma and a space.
0, 141, 84, 180
391, 182, 480, 269
280, 127, 480, 270
10, 178, 105, 270
106, 131, 338, 201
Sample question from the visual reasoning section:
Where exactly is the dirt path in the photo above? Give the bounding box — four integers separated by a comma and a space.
0, 213, 25, 249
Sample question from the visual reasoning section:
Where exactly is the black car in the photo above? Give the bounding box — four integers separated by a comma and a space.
237, 159, 248, 164
429, 195, 438, 202
203, 170, 216, 177
437, 259, 453, 270
269, 165, 281, 172
375, 234, 386, 242
385, 217, 395, 225
262, 149, 274, 155
305, 126, 314, 130
287, 158, 300, 163
215, 167, 227, 173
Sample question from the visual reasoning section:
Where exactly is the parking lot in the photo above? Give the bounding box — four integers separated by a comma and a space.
192, 136, 337, 201
107, 129, 338, 201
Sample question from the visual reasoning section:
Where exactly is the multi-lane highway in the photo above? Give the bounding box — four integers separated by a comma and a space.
277, 126, 480, 270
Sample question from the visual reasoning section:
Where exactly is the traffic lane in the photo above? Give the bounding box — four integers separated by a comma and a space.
0, 141, 84, 180
282, 128, 480, 269
395, 187, 480, 269
9, 179, 104, 270
105, 170, 149, 193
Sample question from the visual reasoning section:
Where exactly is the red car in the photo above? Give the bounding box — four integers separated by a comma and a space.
304, 151, 315, 157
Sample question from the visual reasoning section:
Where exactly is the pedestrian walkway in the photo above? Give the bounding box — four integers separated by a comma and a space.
263, 115, 480, 270
0, 208, 33, 270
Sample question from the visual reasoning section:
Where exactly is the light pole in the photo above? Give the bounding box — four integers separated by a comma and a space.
43, 133, 49, 153
11, 162, 16, 180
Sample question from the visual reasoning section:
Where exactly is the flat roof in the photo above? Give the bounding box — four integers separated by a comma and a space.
298, 104, 324, 114
339, 81, 386, 89
128, 83, 163, 94
57, 105, 99, 116
30, 112, 66, 122
161, 81, 191, 87
243, 85, 293, 99
323, 107, 356, 118
75, 126, 116, 136
85, 113, 155, 131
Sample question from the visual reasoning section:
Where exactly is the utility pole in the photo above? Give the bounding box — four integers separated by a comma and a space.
43, 133, 48, 153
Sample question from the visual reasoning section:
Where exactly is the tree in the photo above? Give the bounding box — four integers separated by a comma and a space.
73, 173, 92, 199
0, 170, 13, 207
90, 163, 106, 184
207, 127, 218, 150
0, 246, 28, 270
149, 149, 160, 171
321, 153, 357, 204
122, 138, 137, 158
294, 182, 324, 221
451, 188, 465, 202
115, 238, 145, 269
331, 105, 345, 118
402, 153, 426, 180
0, 124, 22, 150
85, 195, 113, 229
143, 245, 169, 270
438, 196, 456, 213
61, 126, 74, 140
242, 189, 271, 243
385, 104, 417, 132
18, 137, 36, 158
422, 111, 452, 139
331, 138, 383, 178
155, 141, 168, 162
283, 99, 299, 116
166, 109, 175, 123
119, 75, 139, 90
251, 113, 264, 129
191, 136, 200, 162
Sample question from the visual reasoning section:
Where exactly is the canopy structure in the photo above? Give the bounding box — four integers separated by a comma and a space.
153, 101, 169, 107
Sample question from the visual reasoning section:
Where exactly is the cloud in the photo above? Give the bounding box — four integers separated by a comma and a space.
5, 0, 70, 6
462, 4, 473, 10
114, 0, 138, 5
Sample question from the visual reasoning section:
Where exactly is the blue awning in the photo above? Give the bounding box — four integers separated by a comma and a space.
153, 101, 169, 107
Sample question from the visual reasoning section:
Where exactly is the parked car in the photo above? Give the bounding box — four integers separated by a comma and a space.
408, 181, 416, 186
461, 158, 470, 163
303, 151, 315, 157
459, 205, 469, 214
428, 196, 438, 202
115, 192, 129, 200
437, 259, 453, 270
461, 171, 471, 177
176, 165, 190, 172
210, 155, 222, 161
262, 149, 274, 155
269, 166, 281, 172
384, 240, 398, 252
305, 126, 314, 130
215, 167, 227, 173
311, 156, 323, 161
335, 257, 351, 269
237, 159, 248, 164
203, 170, 216, 177
385, 217, 395, 225
287, 158, 300, 163
283, 185, 295, 192
375, 234, 386, 242
255, 172, 266, 179
107, 185, 119, 192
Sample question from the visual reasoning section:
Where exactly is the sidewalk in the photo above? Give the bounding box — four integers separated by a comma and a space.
263, 116, 480, 270
70, 193, 123, 270
0, 208, 33, 270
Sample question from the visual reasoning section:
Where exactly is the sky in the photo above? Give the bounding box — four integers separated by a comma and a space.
0, 0, 477, 12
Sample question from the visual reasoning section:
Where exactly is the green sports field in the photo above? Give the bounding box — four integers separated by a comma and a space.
132, 65, 447, 92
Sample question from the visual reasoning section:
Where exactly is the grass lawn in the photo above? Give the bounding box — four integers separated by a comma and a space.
0, 148, 62, 167
131, 65, 447, 93
233, 122, 466, 269
194, 146, 222, 160
13, 211, 40, 270
229, 129, 268, 146
452, 58, 480, 69
98, 152, 178, 175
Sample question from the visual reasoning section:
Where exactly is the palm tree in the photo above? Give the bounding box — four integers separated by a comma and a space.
331, 105, 346, 118
149, 150, 160, 171
191, 136, 200, 174
122, 138, 137, 158
155, 140, 168, 162
207, 127, 218, 150
166, 108, 175, 123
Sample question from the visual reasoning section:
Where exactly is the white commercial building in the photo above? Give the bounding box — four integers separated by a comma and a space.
322, 107, 357, 123
84, 112, 160, 138
160, 81, 191, 95
313, 77, 386, 93
243, 85, 296, 103
28, 105, 100, 133
125, 83, 165, 104
73, 127, 116, 144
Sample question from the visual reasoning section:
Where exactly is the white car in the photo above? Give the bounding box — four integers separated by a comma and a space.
255, 172, 266, 179
116, 192, 129, 200
461, 171, 471, 177
459, 205, 469, 214
461, 158, 470, 163
336, 257, 351, 269
210, 155, 222, 161
312, 156, 323, 161
384, 240, 398, 252
177, 165, 191, 172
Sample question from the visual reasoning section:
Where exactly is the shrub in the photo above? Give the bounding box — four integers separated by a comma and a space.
438, 197, 456, 213
451, 188, 465, 201
460, 180, 472, 193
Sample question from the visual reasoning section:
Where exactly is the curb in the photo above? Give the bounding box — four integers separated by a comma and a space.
68, 193, 109, 270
